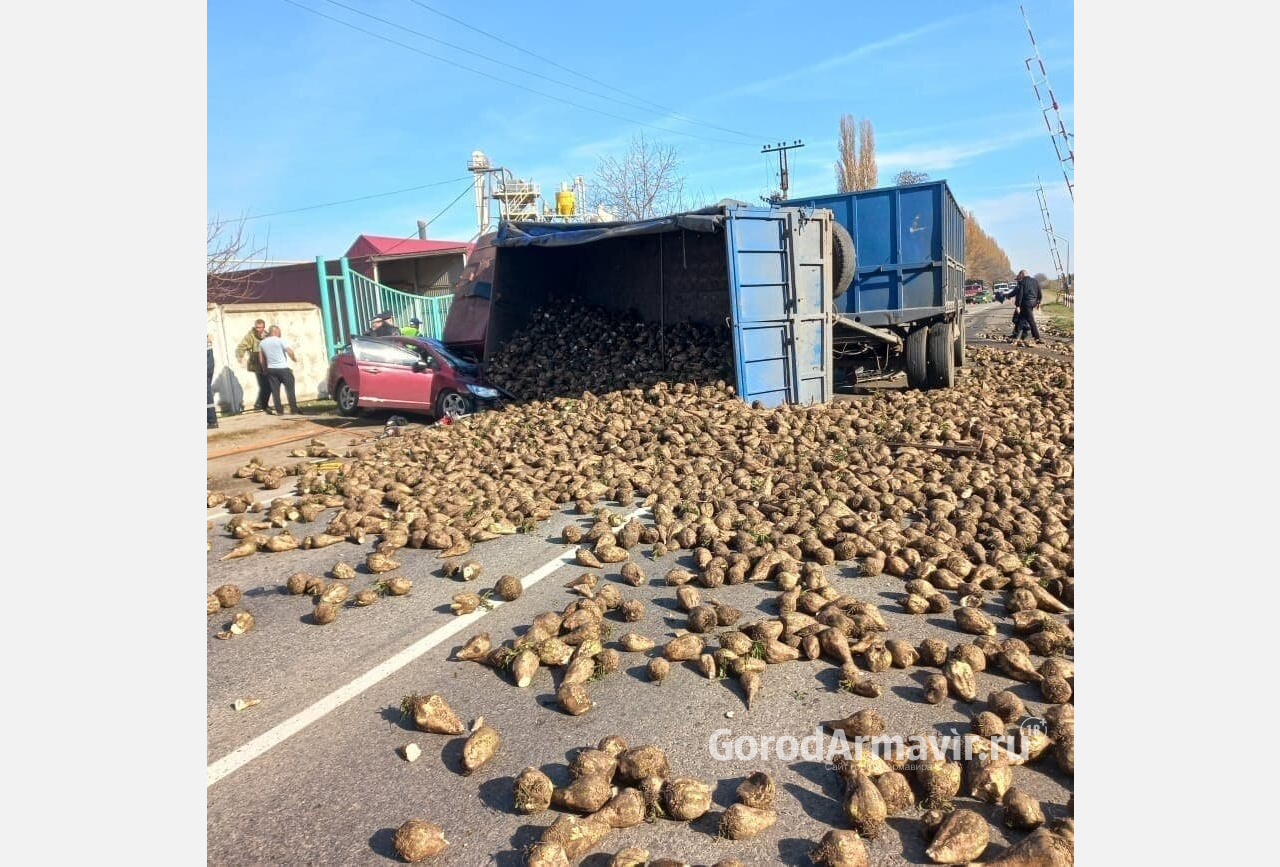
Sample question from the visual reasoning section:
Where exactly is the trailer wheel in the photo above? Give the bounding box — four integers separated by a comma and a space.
904, 325, 929, 389
927, 322, 955, 389
831, 221, 856, 299
953, 314, 967, 369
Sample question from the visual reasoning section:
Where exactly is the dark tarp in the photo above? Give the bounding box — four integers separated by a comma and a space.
493, 206, 730, 248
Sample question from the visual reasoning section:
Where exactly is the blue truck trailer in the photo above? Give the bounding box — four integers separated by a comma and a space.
446, 203, 841, 407
783, 180, 966, 389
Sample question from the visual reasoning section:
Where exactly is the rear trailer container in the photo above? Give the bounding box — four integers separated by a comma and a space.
472, 203, 836, 407
782, 180, 966, 389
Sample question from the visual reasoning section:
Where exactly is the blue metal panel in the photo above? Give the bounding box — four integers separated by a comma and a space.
723, 206, 832, 407
781, 180, 965, 322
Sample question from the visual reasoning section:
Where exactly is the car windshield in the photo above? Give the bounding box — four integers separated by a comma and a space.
422, 339, 478, 373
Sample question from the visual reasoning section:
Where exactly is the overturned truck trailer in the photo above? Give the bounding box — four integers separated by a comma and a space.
444, 204, 843, 407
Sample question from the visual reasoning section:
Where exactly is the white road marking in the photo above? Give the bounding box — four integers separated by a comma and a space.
207, 506, 647, 787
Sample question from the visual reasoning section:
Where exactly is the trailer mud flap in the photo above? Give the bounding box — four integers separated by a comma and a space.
723, 207, 833, 407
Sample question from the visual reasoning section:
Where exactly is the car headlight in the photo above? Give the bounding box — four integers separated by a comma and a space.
467, 384, 499, 399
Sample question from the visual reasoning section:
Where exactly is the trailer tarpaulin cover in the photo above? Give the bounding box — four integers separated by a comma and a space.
493, 206, 728, 247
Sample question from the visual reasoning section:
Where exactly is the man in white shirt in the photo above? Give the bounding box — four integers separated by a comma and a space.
257, 325, 300, 415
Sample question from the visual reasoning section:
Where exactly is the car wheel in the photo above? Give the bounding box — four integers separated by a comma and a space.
435, 389, 472, 420
335, 380, 361, 417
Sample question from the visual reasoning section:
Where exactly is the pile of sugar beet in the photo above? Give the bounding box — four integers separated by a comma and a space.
212, 305, 1074, 865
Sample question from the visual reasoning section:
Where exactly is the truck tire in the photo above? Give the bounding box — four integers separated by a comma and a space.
831, 221, 856, 299
953, 314, 967, 368
904, 325, 929, 389
927, 322, 955, 389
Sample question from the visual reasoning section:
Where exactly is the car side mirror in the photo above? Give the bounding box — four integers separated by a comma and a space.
412, 360, 429, 372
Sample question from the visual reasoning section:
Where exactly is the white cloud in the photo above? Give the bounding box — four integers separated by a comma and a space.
877, 126, 1045, 172
724, 9, 985, 98
966, 185, 1074, 277
564, 131, 638, 163
879, 104, 1073, 145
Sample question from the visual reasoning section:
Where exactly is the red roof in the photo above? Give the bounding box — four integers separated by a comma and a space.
345, 234, 472, 258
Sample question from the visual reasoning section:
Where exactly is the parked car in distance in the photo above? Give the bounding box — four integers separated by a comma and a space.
328, 335, 504, 420
964, 280, 984, 304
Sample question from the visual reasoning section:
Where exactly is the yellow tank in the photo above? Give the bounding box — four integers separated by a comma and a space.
555, 188, 575, 216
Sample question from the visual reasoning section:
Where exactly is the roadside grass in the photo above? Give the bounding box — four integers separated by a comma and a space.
296, 399, 337, 414
1041, 302, 1074, 333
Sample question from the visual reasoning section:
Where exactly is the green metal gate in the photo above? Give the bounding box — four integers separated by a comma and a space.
315, 256, 453, 355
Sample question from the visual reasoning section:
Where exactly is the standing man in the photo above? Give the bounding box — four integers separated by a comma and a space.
207, 334, 219, 429
258, 325, 300, 415
234, 319, 271, 413
1012, 270, 1043, 345
373, 310, 400, 337
401, 316, 423, 337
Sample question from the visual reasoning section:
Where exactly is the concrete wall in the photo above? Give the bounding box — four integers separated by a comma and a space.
207, 302, 331, 414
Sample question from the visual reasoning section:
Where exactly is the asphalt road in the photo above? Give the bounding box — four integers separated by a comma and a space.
206, 329, 1074, 866
964, 301, 1071, 360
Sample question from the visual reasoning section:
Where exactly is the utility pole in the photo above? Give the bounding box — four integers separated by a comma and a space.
762, 140, 804, 202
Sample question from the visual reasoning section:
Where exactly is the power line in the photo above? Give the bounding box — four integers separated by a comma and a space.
321, 0, 759, 142
279, 0, 750, 147
232, 176, 471, 221
404, 0, 769, 141
355, 181, 477, 257
423, 181, 474, 227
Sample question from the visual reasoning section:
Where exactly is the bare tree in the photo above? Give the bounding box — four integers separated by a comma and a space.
835, 116, 857, 193
207, 214, 268, 303
835, 115, 879, 192
857, 119, 877, 190
593, 133, 686, 221
894, 170, 930, 185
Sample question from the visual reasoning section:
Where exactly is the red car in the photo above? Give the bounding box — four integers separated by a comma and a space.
327, 335, 504, 420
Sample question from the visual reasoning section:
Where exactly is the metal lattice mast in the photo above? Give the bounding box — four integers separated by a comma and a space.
1036, 177, 1068, 291
1021, 5, 1074, 201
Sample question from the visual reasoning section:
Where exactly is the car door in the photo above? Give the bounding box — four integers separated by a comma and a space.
350, 338, 434, 411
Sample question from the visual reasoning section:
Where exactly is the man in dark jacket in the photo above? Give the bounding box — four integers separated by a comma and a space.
1010, 270, 1043, 344
234, 319, 271, 412
372, 310, 401, 337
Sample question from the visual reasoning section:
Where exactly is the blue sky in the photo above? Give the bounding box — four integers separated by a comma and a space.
208, 0, 1074, 276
